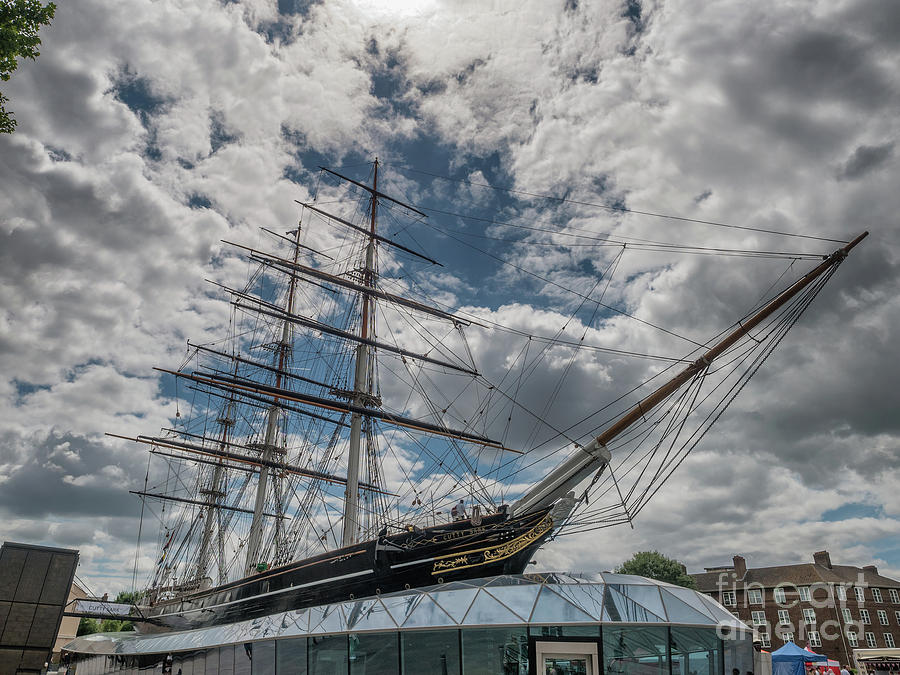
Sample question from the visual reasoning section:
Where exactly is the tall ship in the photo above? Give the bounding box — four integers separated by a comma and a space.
113, 160, 866, 632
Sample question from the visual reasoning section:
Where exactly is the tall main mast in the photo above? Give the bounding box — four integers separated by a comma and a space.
342, 159, 379, 547
244, 227, 303, 574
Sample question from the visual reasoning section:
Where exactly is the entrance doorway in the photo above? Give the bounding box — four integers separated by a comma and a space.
535, 641, 599, 675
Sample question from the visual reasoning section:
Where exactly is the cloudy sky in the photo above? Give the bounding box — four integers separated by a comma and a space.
1, 0, 899, 596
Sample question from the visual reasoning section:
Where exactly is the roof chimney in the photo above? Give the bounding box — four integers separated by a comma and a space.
813, 550, 832, 569
733, 555, 747, 579
863, 564, 878, 575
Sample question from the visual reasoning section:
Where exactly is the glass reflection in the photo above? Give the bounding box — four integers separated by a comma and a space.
276, 637, 308, 675
252, 641, 275, 675
670, 627, 721, 675
603, 625, 669, 675
350, 632, 399, 674
234, 643, 252, 675
462, 627, 528, 675
401, 630, 460, 675
309, 635, 348, 675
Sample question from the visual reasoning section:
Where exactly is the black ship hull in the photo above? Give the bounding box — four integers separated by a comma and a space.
137, 507, 554, 632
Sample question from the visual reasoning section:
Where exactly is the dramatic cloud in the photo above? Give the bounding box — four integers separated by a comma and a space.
1, 0, 899, 597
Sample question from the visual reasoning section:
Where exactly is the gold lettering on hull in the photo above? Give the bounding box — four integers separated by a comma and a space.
430, 514, 553, 575
433, 556, 470, 572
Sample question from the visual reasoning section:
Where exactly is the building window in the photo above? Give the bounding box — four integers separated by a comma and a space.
310, 635, 348, 675
351, 632, 399, 674
866, 632, 877, 648
886, 634, 897, 648
778, 610, 790, 625
895, 610, 900, 624
842, 609, 852, 623
462, 627, 528, 675
873, 589, 883, 603
752, 611, 767, 626
781, 632, 794, 643
803, 609, 817, 625
276, 639, 306, 674
748, 589, 763, 605
861, 609, 871, 624
879, 610, 889, 626
774, 587, 787, 604
759, 633, 771, 648
855, 587, 866, 603
890, 589, 899, 604
799, 587, 811, 602
722, 590, 736, 607
847, 631, 859, 648
808, 631, 821, 647
837, 585, 847, 601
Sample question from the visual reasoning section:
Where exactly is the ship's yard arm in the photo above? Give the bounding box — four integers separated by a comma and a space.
510, 231, 868, 518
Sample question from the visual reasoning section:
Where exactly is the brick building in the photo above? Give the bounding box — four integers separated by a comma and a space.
692, 551, 900, 667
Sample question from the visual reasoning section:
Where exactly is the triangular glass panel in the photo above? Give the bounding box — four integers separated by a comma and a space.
461, 588, 525, 625
278, 608, 309, 635
615, 583, 668, 620
597, 572, 654, 585
278, 608, 310, 636
431, 587, 478, 623
346, 597, 399, 632
663, 586, 716, 620
482, 584, 541, 621
380, 593, 424, 626
660, 589, 716, 624
696, 594, 743, 625
484, 575, 538, 588
549, 583, 604, 621
529, 586, 595, 624
401, 592, 454, 628
434, 580, 478, 591
307, 603, 346, 634
603, 586, 665, 623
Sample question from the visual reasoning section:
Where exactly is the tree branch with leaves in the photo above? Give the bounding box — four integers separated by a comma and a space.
0, 0, 56, 133
616, 550, 697, 589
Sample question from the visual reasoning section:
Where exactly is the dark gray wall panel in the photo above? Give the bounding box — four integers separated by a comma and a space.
13, 550, 52, 604
40, 555, 77, 605
0, 549, 26, 602
0, 603, 35, 646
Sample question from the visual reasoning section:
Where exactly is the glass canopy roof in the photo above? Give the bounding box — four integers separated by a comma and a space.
64, 572, 747, 655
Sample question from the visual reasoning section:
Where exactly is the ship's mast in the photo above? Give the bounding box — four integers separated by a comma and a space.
244, 226, 303, 574
342, 159, 379, 547
193, 394, 234, 584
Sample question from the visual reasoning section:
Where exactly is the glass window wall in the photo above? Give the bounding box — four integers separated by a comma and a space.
401, 629, 460, 675
219, 645, 235, 675
462, 627, 528, 675
235, 644, 252, 675
350, 632, 399, 674
277, 637, 308, 675
670, 627, 721, 675
253, 641, 276, 675
603, 625, 668, 675
309, 634, 348, 675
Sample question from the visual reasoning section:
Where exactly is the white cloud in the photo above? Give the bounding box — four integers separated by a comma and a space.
1, 0, 898, 597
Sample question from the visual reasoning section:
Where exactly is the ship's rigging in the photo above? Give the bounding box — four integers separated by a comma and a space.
118, 160, 866, 604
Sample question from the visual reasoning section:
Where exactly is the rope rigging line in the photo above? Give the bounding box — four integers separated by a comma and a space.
557, 264, 839, 532
382, 162, 849, 244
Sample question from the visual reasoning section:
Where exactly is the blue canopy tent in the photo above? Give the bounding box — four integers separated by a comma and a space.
771, 642, 828, 675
